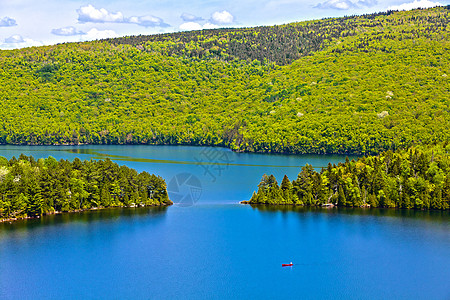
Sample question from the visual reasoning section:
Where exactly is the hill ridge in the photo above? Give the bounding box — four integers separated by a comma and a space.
1, 6, 449, 155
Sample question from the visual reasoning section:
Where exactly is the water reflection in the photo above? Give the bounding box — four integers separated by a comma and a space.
0, 207, 169, 238
250, 204, 450, 223
249, 204, 450, 249
0, 204, 449, 299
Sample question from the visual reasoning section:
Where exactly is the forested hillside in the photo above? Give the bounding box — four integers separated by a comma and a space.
1, 6, 449, 154
248, 143, 450, 210
0, 155, 171, 221
107, 11, 395, 66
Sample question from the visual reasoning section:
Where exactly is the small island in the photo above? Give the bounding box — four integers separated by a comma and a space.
246, 144, 450, 210
0, 155, 172, 222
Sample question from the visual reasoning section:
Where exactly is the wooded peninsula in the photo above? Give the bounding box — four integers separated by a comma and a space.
247, 144, 450, 210
0, 155, 171, 222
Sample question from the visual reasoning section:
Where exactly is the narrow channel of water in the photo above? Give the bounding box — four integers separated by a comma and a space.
0, 145, 357, 203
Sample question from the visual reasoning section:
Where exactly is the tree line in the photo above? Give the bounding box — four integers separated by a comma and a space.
249, 144, 450, 210
0, 155, 171, 221
106, 9, 436, 66
1, 6, 450, 155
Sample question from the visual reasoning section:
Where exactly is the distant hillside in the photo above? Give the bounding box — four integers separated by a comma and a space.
1, 6, 449, 154
105, 11, 389, 66
106, 8, 448, 65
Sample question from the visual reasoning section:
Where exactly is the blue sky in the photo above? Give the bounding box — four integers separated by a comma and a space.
0, 0, 448, 49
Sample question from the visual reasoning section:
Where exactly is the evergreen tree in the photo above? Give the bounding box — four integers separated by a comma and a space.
280, 175, 293, 204
338, 186, 346, 207
0, 155, 172, 220
367, 194, 378, 207
431, 189, 442, 210
101, 185, 112, 207
28, 191, 44, 217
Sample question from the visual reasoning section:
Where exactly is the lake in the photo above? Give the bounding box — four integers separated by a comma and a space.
0, 145, 357, 204
0, 145, 449, 299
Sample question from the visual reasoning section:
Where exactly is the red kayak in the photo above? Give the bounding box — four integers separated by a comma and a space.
282, 263, 293, 267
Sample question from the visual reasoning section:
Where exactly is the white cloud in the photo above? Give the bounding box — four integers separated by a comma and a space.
203, 22, 220, 29
128, 15, 169, 27
51, 26, 84, 36
388, 0, 442, 10
179, 21, 221, 31
0, 17, 17, 27
210, 10, 234, 24
82, 28, 118, 41
76, 4, 169, 27
179, 11, 234, 31
5, 34, 24, 43
77, 4, 124, 23
315, 0, 357, 10
179, 22, 203, 31
1, 35, 42, 49
181, 13, 203, 22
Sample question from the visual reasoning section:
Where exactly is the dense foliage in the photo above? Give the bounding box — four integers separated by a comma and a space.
1, 7, 450, 154
249, 144, 450, 210
0, 155, 171, 220
107, 11, 397, 66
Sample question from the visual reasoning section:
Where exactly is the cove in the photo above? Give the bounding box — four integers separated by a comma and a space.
0, 145, 357, 203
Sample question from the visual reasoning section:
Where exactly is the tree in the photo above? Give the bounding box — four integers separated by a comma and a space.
28, 189, 44, 217
101, 185, 112, 207
337, 186, 346, 207
0, 155, 172, 220
280, 175, 294, 204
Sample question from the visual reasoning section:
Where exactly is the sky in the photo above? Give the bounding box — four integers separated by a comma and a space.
0, 0, 448, 50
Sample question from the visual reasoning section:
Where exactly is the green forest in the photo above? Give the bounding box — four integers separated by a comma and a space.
248, 143, 450, 210
0, 155, 171, 221
1, 6, 449, 155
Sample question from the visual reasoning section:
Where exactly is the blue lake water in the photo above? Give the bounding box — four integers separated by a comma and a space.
0, 146, 449, 299
0, 145, 357, 203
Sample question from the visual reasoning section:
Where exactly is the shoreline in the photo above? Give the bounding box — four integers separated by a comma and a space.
0, 142, 369, 156
0, 203, 172, 224
239, 201, 443, 211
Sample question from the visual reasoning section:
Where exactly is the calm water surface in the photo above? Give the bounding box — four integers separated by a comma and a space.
0, 206, 449, 299
0, 145, 356, 203
0, 146, 448, 299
